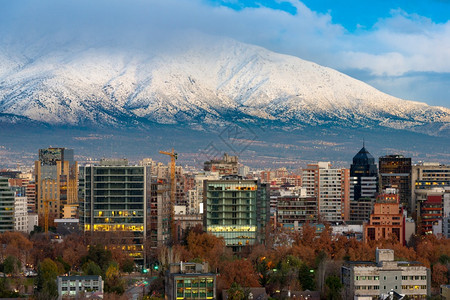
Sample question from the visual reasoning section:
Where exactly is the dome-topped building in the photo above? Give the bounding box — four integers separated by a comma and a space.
349, 144, 379, 223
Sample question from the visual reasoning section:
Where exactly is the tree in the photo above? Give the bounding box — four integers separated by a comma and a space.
226, 282, 245, 300
298, 263, 315, 291
82, 261, 102, 276
81, 244, 112, 272
35, 258, 59, 299
186, 232, 227, 271
2, 255, 21, 276
121, 258, 135, 273
104, 262, 125, 295
324, 275, 342, 300
218, 259, 260, 291
432, 263, 448, 288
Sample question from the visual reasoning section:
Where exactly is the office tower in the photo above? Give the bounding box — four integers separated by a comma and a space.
203, 176, 269, 252
302, 162, 350, 223
411, 162, 450, 223
276, 187, 317, 230
349, 146, 378, 223
419, 194, 444, 235
0, 177, 15, 232
364, 189, 405, 244
203, 153, 238, 176
35, 148, 78, 225
379, 155, 411, 211
80, 159, 146, 265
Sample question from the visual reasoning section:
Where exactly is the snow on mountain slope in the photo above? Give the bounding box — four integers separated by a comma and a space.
0, 35, 449, 134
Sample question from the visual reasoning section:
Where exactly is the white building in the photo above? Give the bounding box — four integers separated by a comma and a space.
302, 162, 349, 222
27, 213, 38, 233
187, 172, 219, 214
342, 249, 430, 299
57, 275, 103, 299
14, 196, 28, 233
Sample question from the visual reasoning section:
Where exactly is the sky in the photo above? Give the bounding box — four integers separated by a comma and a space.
0, 0, 449, 107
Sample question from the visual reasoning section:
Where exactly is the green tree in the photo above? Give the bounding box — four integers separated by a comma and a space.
104, 262, 125, 294
35, 258, 59, 299
2, 255, 21, 276
298, 263, 315, 291
121, 258, 135, 273
82, 261, 102, 276
81, 244, 112, 271
325, 275, 342, 300
227, 282, 245, 300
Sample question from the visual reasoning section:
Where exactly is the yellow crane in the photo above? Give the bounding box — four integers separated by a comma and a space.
159, 148, 177, 244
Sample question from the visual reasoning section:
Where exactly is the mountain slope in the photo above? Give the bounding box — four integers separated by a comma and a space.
0, 36, 449, 135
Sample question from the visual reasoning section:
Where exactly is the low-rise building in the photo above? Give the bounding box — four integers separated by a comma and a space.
165, 262, 216, 300
57, 275, 103, 299
441, 284, 450, 299
341, 249, 430, 299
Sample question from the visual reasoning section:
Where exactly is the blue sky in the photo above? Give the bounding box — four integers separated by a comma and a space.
1, 0, 449, 107
205, 0, 450, 107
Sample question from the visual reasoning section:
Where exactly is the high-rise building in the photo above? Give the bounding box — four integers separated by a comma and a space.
302, 162, 350, 223
364, 189, 405, 244
203, 176, 269, 252
412, 163, 450, 225
147, 176, 171, 248
379, 155, 411, 211
276, 188, 317, 230
14, 196, 28, 233
35, 148, 78, 225
80, 159, 146, 265
0, 177, 15, 232
349, 146, 378, 223
419, 194, 444, 235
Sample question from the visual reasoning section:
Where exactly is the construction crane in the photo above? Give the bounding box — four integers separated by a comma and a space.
159, 148, 177, 244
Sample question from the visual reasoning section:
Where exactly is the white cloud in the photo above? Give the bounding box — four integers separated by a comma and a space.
0, 0, 448, 105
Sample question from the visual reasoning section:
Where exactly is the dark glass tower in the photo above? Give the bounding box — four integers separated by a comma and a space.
349, 145, 378, 222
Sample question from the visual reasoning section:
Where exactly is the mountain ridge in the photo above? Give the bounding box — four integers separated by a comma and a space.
0, 35, 449, 136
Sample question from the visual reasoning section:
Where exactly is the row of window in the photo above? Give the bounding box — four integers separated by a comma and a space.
356, 275, 426, 282
355, 285, 380, 290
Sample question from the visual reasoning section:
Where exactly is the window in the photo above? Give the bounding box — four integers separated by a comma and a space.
402, 276, 407, 280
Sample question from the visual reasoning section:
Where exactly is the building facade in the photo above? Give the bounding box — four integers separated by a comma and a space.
80, 159, 146, 264
342, 249, 430, 299
204, 177, 269, 251
57, 275, 103, 299
0, 177, 15, 232
302, 162, 350, 223
204, 153, 238, 176
364, 189, 405, 244
379, 155, 411, 211
14, 196, 28, 233
276, 188, 317, 229
35, 148, 78, 225
349, 146, 378, 223
165, 262, 216, 300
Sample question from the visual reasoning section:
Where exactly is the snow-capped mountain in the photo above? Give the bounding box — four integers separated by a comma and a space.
0, 35, 449, 135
